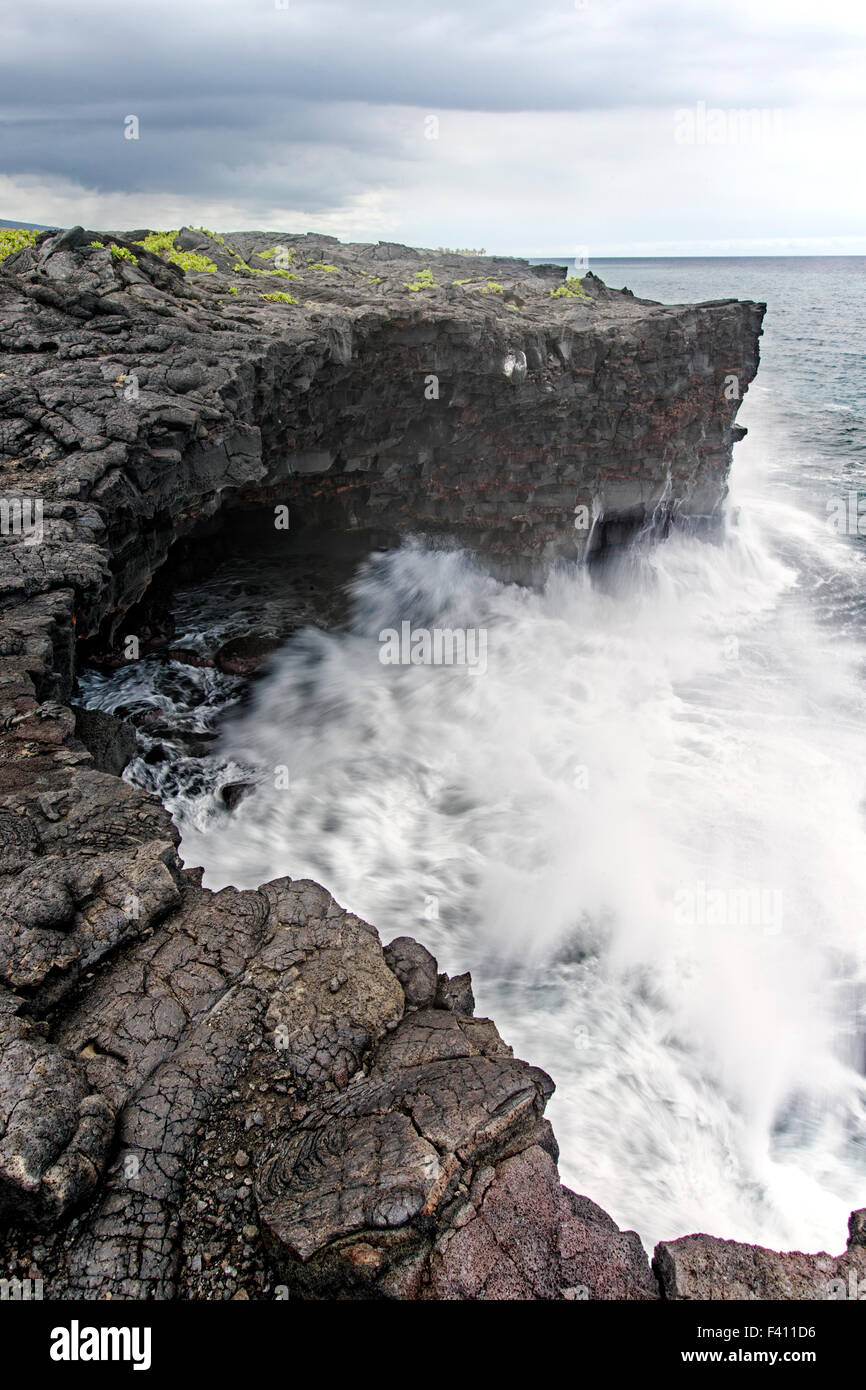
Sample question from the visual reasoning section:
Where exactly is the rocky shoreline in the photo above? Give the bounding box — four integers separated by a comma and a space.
0, 226, 861, 1299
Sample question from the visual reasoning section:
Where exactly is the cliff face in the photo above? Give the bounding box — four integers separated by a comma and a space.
4, 226, 847, 1303
0, 224, 764, 641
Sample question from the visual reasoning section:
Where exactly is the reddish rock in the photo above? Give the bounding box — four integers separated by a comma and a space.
215, 636, 281, 676
653, 1212, 866, 1300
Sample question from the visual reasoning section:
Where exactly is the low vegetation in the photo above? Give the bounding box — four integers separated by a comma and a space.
133, 231, 218, 273
550, 277, 589, 299
0, 228, 38, 264
236, 265, 300, 280
110, 244, 139, 265
255, 245, 296, 264
403, 267, 436, 292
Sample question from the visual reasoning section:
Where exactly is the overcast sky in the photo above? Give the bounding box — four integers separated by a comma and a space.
1, 0, 864, 254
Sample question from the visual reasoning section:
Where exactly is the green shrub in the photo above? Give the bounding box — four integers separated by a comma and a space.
403, 267, 436, 292
308, 262, 337, 272
253, 246, 296, 265
242, 266, 299, 280
133, 231, 216, 272
89, 239, 139, 264
550, 277, 589, 299
258, 246, 291, 260
135, 230, 178, 256
0, 228, 38, 264
259, 291, 298, 304
171, 250, 217, 273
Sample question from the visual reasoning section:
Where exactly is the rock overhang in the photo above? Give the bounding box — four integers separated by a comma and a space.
0, 225, 765, 630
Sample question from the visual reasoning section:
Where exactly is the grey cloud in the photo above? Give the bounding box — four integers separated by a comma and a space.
2, 1, 860, 114
0, 0, 863, 241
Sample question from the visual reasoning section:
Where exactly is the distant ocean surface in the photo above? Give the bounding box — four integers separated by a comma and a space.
83, 257, 866, 1253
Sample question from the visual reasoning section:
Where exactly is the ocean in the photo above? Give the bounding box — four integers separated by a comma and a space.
80, 257, 866, 1253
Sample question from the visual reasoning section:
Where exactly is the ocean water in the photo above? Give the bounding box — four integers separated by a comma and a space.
80, 257, 866, 1254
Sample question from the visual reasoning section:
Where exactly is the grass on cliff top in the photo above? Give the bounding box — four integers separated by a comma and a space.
235, 264, 300, 280
133, 231, 218, 273
452, 278, 513, 298
550, 276, 589, 299
91, 240, 139, 265
0, 227, 38, 263
232, 245, 301, 276
403, 267, 436, 292
255, 245, 297, 264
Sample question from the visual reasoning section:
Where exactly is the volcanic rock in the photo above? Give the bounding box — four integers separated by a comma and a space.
0, 227, 791, 1301
653, 1213, 866, 1300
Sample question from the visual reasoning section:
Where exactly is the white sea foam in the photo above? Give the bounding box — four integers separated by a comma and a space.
152, 424, 866, 1253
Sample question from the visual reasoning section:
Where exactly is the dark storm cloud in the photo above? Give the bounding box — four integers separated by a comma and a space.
1, 0, 860, 208
1, 97, 413, 211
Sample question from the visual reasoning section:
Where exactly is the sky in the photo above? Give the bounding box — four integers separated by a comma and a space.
1, 0, 865, 255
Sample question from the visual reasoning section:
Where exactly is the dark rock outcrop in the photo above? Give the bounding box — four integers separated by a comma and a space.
73, 705, 137, 775
0, 228, 791, 1300
1, 867, 655, 1299
382, 936, 439, 1009
435, 970, 475, 1016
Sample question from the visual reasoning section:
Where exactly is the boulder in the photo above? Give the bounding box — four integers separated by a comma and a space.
383, 936, 438, 1008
